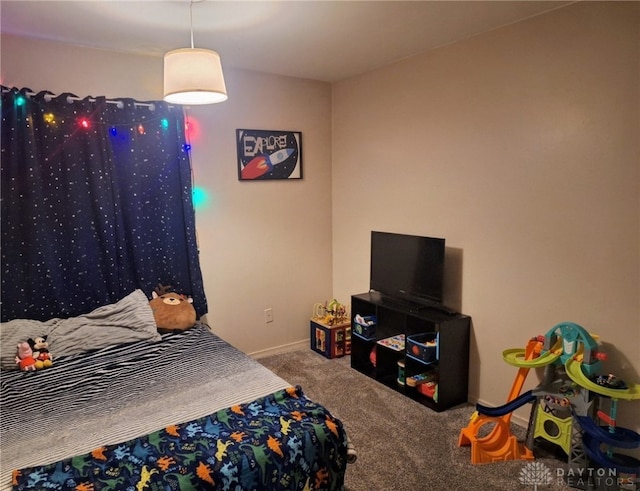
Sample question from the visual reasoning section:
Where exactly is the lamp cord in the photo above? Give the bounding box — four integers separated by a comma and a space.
189, 0, 194, 49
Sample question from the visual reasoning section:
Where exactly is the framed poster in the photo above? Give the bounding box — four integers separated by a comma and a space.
236, 129, 302, 180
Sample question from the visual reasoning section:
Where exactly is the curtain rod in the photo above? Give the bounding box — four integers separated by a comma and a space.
2, 88, 158, 109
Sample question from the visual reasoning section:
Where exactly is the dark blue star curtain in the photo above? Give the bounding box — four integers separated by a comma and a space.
1, 86, 207, 321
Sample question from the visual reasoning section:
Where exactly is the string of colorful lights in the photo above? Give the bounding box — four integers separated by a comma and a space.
7, 89, 208, 209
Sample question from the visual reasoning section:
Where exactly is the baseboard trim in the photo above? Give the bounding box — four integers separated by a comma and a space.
249, 339, 308, 359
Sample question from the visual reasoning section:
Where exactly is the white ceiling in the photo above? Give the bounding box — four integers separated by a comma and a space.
1, 0, 573, 82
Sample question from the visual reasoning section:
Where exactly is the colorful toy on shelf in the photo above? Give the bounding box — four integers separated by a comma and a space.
310, 299, 351, 359
458, 322, 640, 489
407, 371, 439, 400
369, 345, 377, 367
312, 299, 349, 327
397, 359, 405, 386
377, 334, 405, 352
353, 314, 376, 338
406, 371, 437, 388
406, 332, 438, 363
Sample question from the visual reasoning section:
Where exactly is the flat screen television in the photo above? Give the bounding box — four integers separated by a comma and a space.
370, 231, 445, 306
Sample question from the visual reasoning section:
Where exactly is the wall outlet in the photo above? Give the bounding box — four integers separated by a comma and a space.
264, 308, 273, 323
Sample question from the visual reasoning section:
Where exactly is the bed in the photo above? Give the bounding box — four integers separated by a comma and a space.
0, 290, 349, 490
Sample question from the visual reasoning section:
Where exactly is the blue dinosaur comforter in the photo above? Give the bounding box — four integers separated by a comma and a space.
11, 386, 347, 490
1, 324, 348, 491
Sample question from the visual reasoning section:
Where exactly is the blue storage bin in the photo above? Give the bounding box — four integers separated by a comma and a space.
353, 315, 376, 338
407, 332, 438, 362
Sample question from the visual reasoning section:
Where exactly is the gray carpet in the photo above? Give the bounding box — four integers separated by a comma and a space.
258, 348, 575, 491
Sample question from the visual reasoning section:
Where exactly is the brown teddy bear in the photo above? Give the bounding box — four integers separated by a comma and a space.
149, 285, 196, 333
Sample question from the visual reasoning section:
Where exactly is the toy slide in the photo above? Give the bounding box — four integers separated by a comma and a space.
582, 432, 640, 475
458, 338, 540, 464
503, 348, 561, 367
476, 390, 536, 417
502, 337, 562, 368
458, 411, 534, 464
575, 415, 640, 450
501, 337, 548, 402
565, 358, 640, 401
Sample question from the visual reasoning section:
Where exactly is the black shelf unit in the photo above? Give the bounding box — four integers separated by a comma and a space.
350, 291, 470, 411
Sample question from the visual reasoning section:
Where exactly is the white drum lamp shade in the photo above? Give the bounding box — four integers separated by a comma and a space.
163, 48, 228, 105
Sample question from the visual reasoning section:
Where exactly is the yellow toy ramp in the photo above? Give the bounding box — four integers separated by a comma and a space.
502, 348, 560, 368
565, 358, 640, 401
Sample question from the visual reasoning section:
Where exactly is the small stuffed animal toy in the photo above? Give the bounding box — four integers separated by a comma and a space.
15, 342, 37, 372
28, 336, 53, 369
149, 284, 196, 333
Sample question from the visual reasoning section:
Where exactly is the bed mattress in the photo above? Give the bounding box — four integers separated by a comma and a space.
1, 324, 293, 490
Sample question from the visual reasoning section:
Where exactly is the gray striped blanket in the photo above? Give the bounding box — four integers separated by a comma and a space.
0, 323, 289, 490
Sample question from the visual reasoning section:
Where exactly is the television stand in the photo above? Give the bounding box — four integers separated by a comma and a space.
370, 291, 456, 315
351, 292, 470, 411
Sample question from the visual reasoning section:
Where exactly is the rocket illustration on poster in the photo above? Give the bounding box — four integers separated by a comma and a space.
236, 129, 302, 180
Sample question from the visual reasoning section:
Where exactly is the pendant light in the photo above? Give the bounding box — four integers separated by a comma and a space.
163, 0, 228, 105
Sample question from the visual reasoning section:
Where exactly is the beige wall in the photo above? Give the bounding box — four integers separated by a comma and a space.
1, 34, 334, 355
189, 70, 333, 354
332, 1, 639, 431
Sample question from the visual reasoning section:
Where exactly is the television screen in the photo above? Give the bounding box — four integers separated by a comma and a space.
370, 231, 445, 305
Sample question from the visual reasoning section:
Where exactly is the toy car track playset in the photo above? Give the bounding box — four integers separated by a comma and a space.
458, 322, 639, 490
